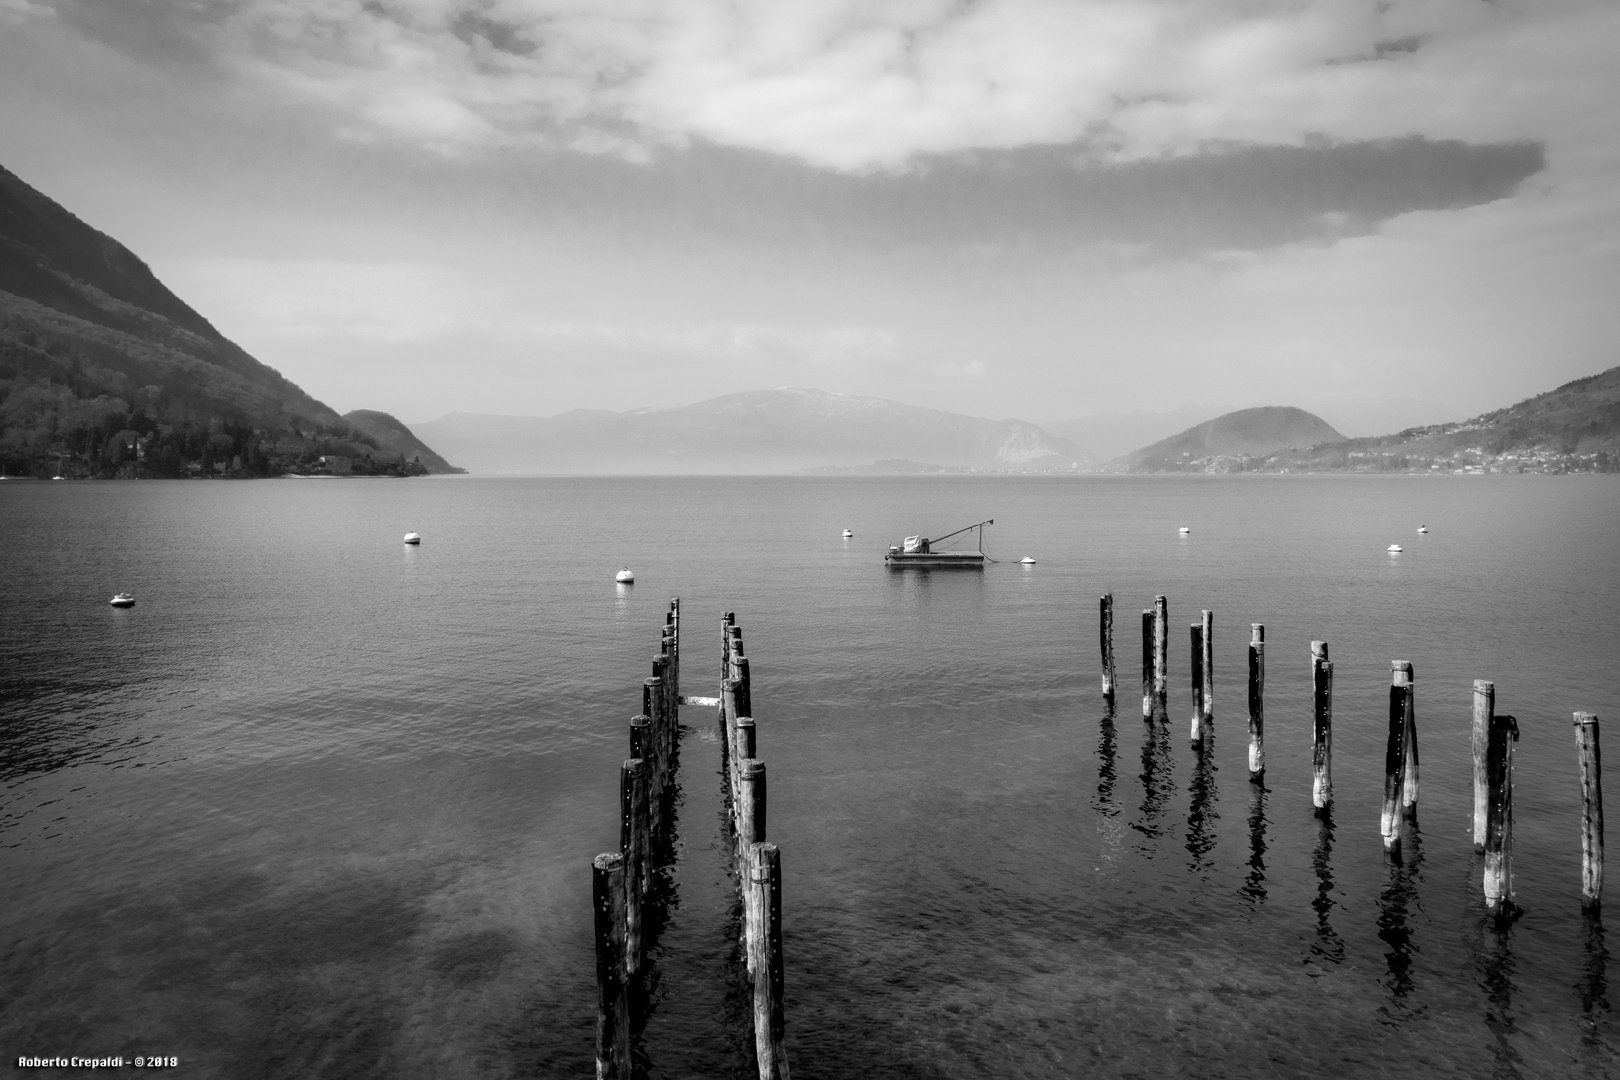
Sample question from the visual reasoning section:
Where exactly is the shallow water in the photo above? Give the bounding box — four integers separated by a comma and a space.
2, 474, 1617, 1078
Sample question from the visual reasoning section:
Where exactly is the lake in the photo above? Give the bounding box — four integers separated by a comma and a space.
2, 474, 1618, 1078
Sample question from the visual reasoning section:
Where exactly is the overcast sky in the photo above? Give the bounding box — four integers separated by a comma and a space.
2, 0, 1616, 434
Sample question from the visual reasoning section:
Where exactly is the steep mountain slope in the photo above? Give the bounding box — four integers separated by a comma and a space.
0, 162, 458, 476
342, 410, 464, 474
1107, 406, 1345, 472
413, 388, 1091, 474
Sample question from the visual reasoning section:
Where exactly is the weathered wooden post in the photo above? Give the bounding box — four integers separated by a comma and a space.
1247, 624, 1265, 781
1484, 712, 1520, 915
736, 717, 757, 764
1141, 609, 1154, 718
619, 758, 648, 968
592, 852, 631, 1080
1397, 661, 1419, 819
1100, 593, 1116, 702
1189, 623, 1205, 743
1576, 713, 1604, 913
721, 677, 741, 804
1153, 595, 1169, 706
644, 675, 666, 834
748, 842, 788, 1080
738, 758, 767, 904
1381, 662, 1410, 853
630, 714, 650, 761
1311, 642, 1331, 811
734, 655, 753, 721
1200, 609, 1214, 722
1473, 680, 1494, 851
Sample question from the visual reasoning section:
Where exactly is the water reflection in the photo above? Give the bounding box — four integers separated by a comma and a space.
1094, 705, 1119, 817
1240, 782, 1268, 905
1307, 814, 1345, 971
1580, 914, 1610, 1044
1184, 733, 1218, 875
1133, 708, 1173, 850
1479, 916, 1524, 1078
1376, 821, 1425, 1006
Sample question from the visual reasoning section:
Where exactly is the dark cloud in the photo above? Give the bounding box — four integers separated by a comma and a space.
491, 135, 1546, 254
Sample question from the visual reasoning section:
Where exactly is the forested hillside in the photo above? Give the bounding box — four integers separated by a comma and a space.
0, 163, 456, 477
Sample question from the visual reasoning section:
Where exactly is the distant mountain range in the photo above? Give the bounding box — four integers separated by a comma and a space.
1103, 406, 1346, 472
413, 388, 1092, 475
0, 162, 460, 477
1106, 370, 1620, 474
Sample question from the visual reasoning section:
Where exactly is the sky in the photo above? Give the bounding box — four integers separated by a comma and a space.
1, 0, 1617, 437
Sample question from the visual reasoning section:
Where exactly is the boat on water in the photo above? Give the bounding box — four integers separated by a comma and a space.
616, 567, 635, 583
1020, 556, 1036, 564
1388, 544, 1403, 552
885, 519, 993, 569
842, 529, 853, 538
403, 532, 421, 544
109, 593, 135, 607
1417, 526, 1429, 534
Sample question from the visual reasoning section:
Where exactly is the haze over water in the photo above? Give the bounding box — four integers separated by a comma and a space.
3, 475, 1618, 1078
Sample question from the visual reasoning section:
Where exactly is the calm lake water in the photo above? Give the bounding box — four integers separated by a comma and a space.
3, 474, 1618, 1078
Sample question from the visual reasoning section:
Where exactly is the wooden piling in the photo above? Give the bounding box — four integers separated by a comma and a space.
1141, 609, 1154, 718
1576, 712, 1604, 913
734, 655, 753, 721
747, 843, 788, 1080
1397, 661, 1419, 818
721, 677, 740, 799
592, 852, 631, 1080
736, 717, 757, 764
1247, 624, 1264, 781
1189, 623, 1205, 743
1473, 680, 1494, 851
1381, 662, 1410, 852
1100, 593, 1116, 701
1484, 712, 1520, 915
1153, 595, 1169, 705
630, 714, 650, 761
644, 675, 666, 833
1311, 642, 1331, 811
1200, 609, 1214, 722
619, 758, 648, 969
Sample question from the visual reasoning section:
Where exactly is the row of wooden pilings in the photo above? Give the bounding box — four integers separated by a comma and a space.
592, 597, 682, 1079
719, 612, 790, 1080
590, 602, 790, 1080
1099, 592, 1604, 921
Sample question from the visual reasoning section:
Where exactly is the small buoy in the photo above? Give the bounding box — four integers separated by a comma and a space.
1020, 556, 1036, 565
1388, 544, 1403, 553
109, 592, 135, 607
1417, 526, 1428, 534
615, 567, 635, 584
842, 529, 853, 538
403, 532, 421, 544
1178, 526, 1191, 535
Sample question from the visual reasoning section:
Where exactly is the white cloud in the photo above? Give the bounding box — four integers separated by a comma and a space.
126, 0, 1617, 170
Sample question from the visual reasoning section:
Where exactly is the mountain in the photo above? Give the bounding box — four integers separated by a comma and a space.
342, 410, 464, 474
1249, 366, 1620, 474
412, 388, 1092, 474
1106, 369, 1620, 474
0, 162, 458, 477
1106, 406, 1346, 472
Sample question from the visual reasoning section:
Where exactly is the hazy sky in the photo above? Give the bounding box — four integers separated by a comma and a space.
2, 0, 1616, 435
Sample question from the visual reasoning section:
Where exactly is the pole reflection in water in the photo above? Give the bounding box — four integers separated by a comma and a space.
1133, 706, 1174, 852
1094, 704, 1126, 864
1240, 782, 1268, 906
1479, 915, 1524, 1078
1580, 914, 1611, 1047
1184, 734, 1218, 876
1376, 821, 1425, 1008
1307, 813, 1345, 972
